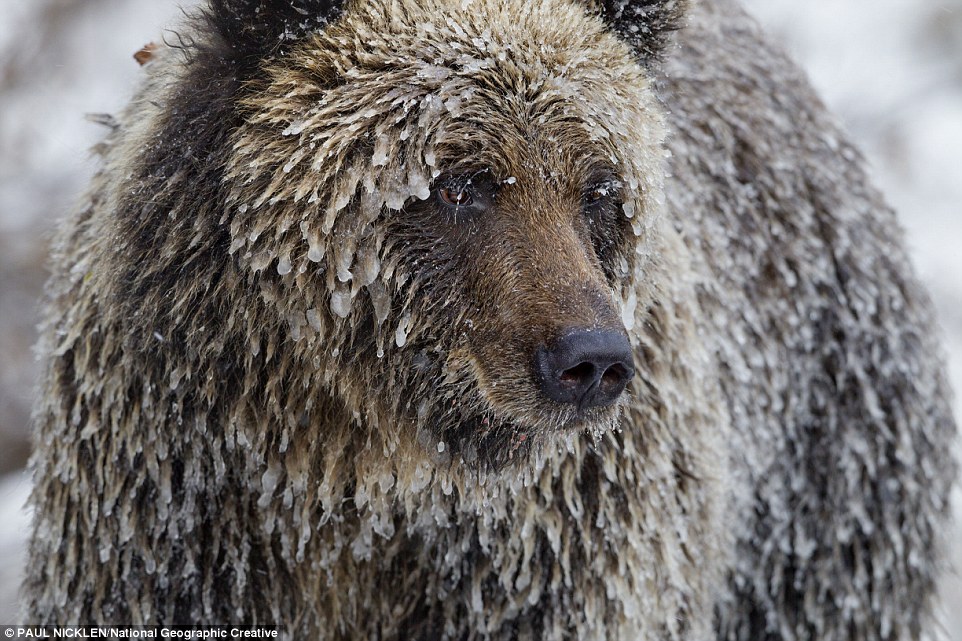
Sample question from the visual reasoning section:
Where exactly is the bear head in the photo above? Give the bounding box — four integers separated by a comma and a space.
184, 0, 686, 470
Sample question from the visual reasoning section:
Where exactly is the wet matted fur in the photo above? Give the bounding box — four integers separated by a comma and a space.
24, 0, 957, 639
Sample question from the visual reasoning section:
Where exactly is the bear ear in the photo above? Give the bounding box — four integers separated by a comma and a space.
588, 0, 689, 62
204, 0, 346, 58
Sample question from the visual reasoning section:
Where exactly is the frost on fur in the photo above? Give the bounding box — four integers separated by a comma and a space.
23, 0, 956, 640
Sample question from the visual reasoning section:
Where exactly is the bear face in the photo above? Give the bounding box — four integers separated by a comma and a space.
222, 0, 674, 469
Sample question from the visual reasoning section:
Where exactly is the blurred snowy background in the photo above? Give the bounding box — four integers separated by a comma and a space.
0, 0, 959, 634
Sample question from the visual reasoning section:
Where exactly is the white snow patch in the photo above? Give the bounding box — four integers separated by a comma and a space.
0, 471, 31, 622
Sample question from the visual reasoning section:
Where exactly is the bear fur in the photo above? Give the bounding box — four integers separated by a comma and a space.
24, 0, 957, 639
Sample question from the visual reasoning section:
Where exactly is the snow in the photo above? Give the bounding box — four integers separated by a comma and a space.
395, 314, 413, 348
0, 472, 31, 622
0, 0, 200, 234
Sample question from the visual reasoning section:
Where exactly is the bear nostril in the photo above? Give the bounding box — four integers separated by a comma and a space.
600, 363, 631, 391
535, 329, 634, 411
560, 362, 596, 388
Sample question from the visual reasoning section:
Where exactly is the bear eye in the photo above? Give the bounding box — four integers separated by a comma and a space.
432, 171, 494, 219
583, 179, 622, 213
438, 187, 474, 207
585, 188, 608, 206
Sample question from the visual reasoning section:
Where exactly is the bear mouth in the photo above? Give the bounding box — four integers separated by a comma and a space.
439, 405, 621, 470
421, 349, 628, 469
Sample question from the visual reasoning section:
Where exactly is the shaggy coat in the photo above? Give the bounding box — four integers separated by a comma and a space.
24, 0, 956, 639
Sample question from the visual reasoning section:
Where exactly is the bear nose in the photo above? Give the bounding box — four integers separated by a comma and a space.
535, 329, 635, 410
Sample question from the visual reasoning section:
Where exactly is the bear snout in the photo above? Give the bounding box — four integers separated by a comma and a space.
534, 328, 635, 411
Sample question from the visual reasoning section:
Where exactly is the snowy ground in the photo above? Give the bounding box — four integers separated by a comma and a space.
0, 0, 959, 633
0, 472, 30, 621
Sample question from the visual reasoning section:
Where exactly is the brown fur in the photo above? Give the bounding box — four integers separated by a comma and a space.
23, 0, 955, 639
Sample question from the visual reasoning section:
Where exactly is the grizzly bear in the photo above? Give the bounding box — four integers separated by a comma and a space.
23, 0, 957, 639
